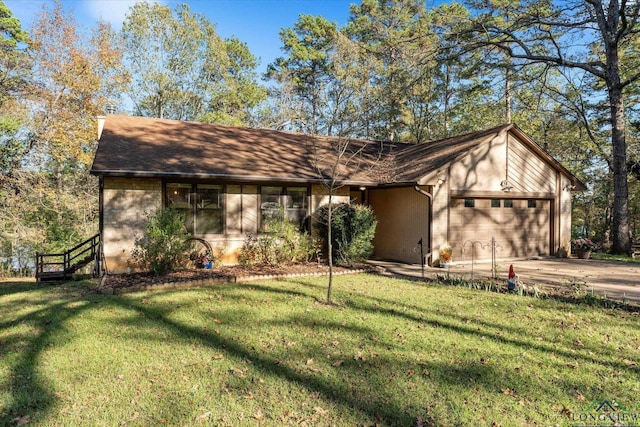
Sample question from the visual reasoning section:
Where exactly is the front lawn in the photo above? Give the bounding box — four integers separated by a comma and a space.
1, 274, 638, 426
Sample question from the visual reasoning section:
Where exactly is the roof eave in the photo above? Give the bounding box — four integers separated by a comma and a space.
89, 169, 380, 187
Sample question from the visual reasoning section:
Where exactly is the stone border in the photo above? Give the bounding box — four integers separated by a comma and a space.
97, 267, 372, 296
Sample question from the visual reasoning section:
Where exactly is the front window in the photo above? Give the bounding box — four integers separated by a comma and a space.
166, 183, 224, 234
261, 186, 308, 231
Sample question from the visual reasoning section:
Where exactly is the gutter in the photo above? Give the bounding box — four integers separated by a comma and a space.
414, 185, 433, 267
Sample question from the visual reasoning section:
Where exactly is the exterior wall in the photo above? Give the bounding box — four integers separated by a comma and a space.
449, 133, 507, 192
310, 185, 350, 211
508, 135, 557, 192
103, 177, 162, 273
369, 186, 430, 264
101, 180, 350, 271
433, 132, 569, 263
558, 174, 573, 255
430, 179, 449, 265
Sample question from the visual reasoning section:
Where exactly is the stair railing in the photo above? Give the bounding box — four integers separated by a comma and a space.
35, 234, 100, 281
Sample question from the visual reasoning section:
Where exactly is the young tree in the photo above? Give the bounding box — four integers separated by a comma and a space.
464, 0, 640, 254
311, 135, 386, 303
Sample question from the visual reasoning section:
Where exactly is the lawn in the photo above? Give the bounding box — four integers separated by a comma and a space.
1, 273, 638, 426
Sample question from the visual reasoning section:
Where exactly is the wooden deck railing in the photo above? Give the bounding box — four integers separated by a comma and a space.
35, 234, 100, 281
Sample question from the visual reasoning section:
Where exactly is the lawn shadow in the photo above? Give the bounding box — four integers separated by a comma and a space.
0, 282, 99, 426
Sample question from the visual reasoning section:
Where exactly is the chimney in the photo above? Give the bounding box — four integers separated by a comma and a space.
97, 116, 106, 140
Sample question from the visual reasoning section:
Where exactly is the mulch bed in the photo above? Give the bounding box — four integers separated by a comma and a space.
98, 263, 373, 295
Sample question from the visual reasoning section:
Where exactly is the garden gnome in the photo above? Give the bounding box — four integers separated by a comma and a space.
508, 264, 516, 291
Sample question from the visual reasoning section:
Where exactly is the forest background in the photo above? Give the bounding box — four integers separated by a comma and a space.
1, 0, 639, 276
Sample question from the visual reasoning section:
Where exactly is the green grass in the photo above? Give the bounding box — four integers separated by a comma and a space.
1, 274, 639, 426
591, 252, 640, 263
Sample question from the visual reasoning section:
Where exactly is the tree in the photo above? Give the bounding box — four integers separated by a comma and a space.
0, 1, 128, 274
345, 0, 435, 142
122, 2, 265, 123
310, 135, 386, 303
464, 0, 640, 254
266, 14, 339, 135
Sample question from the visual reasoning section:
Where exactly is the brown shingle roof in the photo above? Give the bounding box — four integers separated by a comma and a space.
90, 114, 390, 185
91, 115, 585, 189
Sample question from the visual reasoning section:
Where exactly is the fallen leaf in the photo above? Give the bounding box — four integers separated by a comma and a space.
501, 388, 511, 395
576, 390, 585, 401
12, 415, 30, 426
332, 360, 344, 367
560, 405, 572, 418
306, 358, 314, 365
480, 358, 488, 365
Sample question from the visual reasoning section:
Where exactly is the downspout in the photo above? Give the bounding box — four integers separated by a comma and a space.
414, 186, 433, 266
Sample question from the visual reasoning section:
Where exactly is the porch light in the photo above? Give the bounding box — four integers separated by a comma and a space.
500, 179, 513, 192
359, 186, 366, 191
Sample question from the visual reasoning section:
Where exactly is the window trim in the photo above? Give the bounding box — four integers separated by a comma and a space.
165, 181, 226, 235
259, 184, 310, 232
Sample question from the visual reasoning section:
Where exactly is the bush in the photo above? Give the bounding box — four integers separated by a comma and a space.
315, 203, 377, 264
131, 208, 193, 275
238, 218, 316, 267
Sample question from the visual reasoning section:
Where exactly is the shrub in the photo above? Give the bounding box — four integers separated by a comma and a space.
238, 217, 316, 267
315, 203, 377, 265
131, 208, 193, 275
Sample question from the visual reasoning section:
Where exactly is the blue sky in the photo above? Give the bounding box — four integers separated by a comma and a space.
5, 0, 357, 72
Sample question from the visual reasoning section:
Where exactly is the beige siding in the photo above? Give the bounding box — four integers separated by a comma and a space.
559, 175, 573, 255
508, 135, 556, 192
450, 133, 507, 192
242, 185, 258, 234
103, 177, 162, 273
310, 185, 349, 211
369, 187, 430, 264
226, 185, 242, 234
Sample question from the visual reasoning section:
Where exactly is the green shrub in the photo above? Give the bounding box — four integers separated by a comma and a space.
315, 203, 377, 264
131, 208, 193, 275
238, 217, 316, 267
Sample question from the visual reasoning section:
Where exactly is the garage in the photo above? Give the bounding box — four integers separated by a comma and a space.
449, 197, 552, 261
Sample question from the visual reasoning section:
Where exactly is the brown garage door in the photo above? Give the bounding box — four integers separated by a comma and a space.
449, 198, 551, 261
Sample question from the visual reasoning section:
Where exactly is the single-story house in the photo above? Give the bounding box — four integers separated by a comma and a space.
90, 114, 585, 273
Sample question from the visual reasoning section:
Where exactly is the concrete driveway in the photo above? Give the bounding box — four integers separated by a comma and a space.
368, 258, 640, 304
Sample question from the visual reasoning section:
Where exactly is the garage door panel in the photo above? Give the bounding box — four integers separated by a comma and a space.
450, 198, 551, 260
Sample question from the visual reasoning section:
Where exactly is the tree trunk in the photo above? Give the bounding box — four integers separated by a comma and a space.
609, 83, 630, 254
326, 192, 333, 304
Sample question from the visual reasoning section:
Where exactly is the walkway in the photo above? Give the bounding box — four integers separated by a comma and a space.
368, 258, 640, 305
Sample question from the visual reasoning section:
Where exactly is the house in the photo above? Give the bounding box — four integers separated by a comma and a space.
90, 114, 585, 273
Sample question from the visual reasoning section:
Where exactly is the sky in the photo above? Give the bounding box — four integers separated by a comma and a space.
5, 0, 358, 73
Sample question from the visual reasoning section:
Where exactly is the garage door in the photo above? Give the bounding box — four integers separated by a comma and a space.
449, 198, 551, 261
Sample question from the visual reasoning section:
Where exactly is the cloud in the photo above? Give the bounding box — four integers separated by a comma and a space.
83, 0, 167, 30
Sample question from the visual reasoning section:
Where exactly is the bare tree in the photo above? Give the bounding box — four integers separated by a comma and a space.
310, 135, 389, 303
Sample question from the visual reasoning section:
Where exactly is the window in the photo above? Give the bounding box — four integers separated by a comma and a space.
491, 199, 501, 208
503, 199, 513, 208
166, 183, 224, 234
464, 198, 475, 208
261, 186, 308, 231
528, 199, 537, 208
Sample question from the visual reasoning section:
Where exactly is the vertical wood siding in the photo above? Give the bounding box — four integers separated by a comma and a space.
369, 187, 430, 264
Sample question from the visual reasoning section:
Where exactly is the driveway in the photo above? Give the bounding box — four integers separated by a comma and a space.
368, 258, 640, 305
